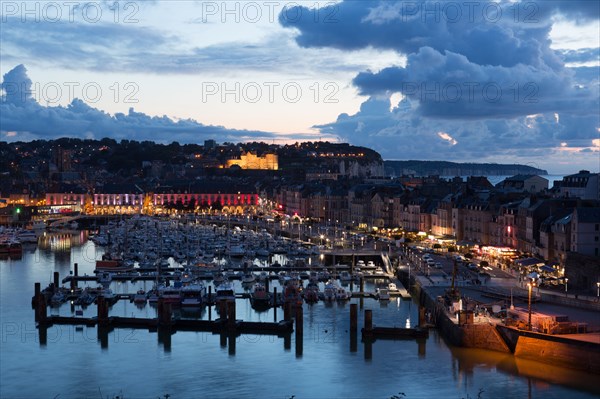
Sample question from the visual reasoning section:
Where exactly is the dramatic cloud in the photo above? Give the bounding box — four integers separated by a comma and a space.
280, 1, 571, 68
353, 46, 599, 119
281, 0, 599, 169
0, 65, 284, 143
316, 96, 600, 164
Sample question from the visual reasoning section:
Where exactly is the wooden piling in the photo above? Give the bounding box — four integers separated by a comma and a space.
419, 306, 426, 327
36, 290, 47, 323
228, 333, 236, 356
53, 272, 59, 291
74, 263, 78, 276
284, 333, 291, 351
273, 287, 277, 308
364, 339, 372, 361
227, 300, 236, 330
158, 326, 171, 352
208, 286, 212, 320
350, 303, 358, 353
219, 299, 227, 321
97, 295, 108, 324
418, 337, 426, 357
33, 282, 40, 311
158, 299, 173, 326
283, 302, 291, 321
38, 325, 47, 346
98, 326, 109, 349
295, 305, 303, 357
364, 309, 373, 332
350, 303, 358, 334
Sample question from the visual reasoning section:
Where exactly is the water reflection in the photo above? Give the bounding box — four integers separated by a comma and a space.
3, 234, 600, 399
449, 346, 600, 395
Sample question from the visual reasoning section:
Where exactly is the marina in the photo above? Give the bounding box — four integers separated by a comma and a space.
1, 225, 599, 398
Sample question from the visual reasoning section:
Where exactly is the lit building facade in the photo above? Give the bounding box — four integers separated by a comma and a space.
225, 152, 278, 170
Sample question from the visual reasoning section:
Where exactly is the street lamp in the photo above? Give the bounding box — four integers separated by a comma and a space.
596, 281, 599, 301
565, 278, 568, 295
527, 279, 535, 331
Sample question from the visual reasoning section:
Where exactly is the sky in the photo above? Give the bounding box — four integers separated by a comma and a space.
0, 0, 599, 174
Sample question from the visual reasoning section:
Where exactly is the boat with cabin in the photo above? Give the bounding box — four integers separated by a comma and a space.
180, 283, 206, 308
250, 283, 272, 310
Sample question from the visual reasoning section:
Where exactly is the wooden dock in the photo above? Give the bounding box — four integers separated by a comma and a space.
362, 326, 429, 339
41, 315, 294, 336
359, 308, 429, 341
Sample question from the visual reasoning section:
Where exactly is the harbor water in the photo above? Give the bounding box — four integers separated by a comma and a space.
1, 232, 598, 399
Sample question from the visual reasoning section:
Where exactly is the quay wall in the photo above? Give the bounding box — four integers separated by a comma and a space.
414, 280, 510, 352
497, 326, 600, 374
412, 276, 600, 373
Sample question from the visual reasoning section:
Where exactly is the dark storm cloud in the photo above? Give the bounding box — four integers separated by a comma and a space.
0, 65, 280, 143
352, 47, 598, 119
280, 0, 599, 161
279, 0, 566, 68
315, 96, 600, 161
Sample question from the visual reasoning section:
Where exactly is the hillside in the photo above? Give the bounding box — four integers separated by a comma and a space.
384, 160, 548, 177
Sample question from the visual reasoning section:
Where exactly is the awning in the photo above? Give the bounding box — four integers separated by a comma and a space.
514, 257, 544, 267
540, 265, 555, 273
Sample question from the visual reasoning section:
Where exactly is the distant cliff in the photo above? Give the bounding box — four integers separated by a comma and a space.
384, 160, 548, 177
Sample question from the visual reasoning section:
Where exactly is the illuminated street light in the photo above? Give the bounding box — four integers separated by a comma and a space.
565, 278, 568, 295
597, 282, 599, 301
527, 279, 535, 331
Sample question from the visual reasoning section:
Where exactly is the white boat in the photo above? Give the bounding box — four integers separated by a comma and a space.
339, 271, 353, 283
388, 282, 398, 291
133, 289, 147, 304
256, 248, 270, 257
50, 291, 66, 306
212, 272, 226, 285
241, 272, 256, 284
303, 281, 320, 303
147, 286, 160, 303
375, 288, 390, 301
323, 281, 337, 302
227, 245, 246, 258
335, 286, 350, 301
180, 283, 206, 307
215, 281, 235, 301
250, 283, 272, 309
16, 230, 38, 243
258, 271, 269, 281
158, 285, 182, 305
98, 272, 112, 286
